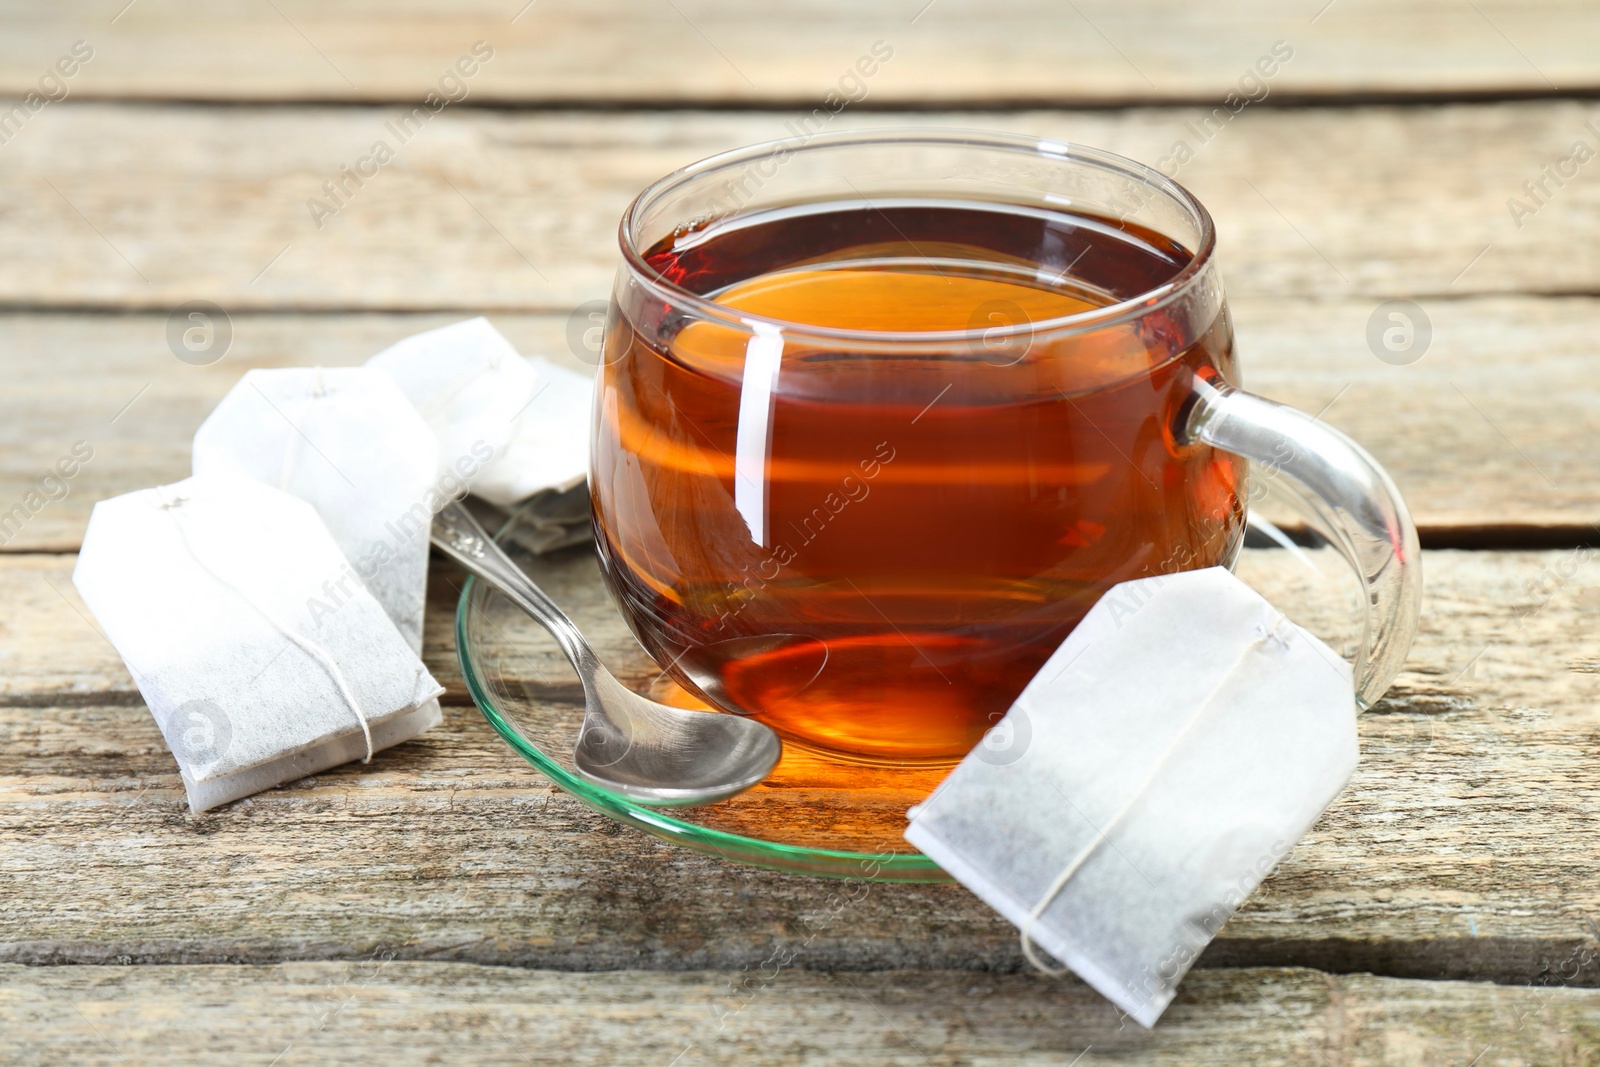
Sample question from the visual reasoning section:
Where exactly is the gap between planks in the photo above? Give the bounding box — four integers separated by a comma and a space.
29, 86, 1600, 111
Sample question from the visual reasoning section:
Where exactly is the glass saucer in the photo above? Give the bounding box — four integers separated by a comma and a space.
456, 507, 1362, 882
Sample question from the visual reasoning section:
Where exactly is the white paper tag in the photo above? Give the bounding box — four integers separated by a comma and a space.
905, 566, 1357, 1027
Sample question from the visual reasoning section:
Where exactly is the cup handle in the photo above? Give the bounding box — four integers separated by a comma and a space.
1180, 377, 1422, 708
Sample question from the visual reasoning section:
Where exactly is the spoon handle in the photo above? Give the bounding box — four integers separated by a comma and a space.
431, 499, 593, 671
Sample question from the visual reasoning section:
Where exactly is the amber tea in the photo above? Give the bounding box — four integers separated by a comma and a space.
592, 199, 1246, 762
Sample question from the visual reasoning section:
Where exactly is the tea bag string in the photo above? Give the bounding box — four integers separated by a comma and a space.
157, 487, 374, 762
1019, 626, 1285, 975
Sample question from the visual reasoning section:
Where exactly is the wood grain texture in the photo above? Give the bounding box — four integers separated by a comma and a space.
5, 963, 1600, 1066
1, 103, 1597, 312
3, 1, 1598, 105
4, 548, 1599, 982
3, 295, 1598, 553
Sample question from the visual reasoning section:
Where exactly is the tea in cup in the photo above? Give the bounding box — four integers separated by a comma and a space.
591, 131, 1418, 763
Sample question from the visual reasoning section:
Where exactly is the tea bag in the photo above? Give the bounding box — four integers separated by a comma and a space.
191, 366, 439, 652
904, 567, 1357, 1028
472, 355, 592, 509
503, 482, 594, 556
366, 317, 538, 488
72, 475, 445, 813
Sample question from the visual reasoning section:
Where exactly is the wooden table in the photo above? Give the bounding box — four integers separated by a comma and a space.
3, 3, 1599, 1062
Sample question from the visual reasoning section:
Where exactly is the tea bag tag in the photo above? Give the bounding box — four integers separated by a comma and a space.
905, 566, 1358, 1028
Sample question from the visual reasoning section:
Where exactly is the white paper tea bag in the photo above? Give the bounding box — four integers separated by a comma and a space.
191, 366, 439, 652
905, 566, 1357, 1028
366, 317, 537, 488
73, 475, 444, 813
471, 355, 593, 509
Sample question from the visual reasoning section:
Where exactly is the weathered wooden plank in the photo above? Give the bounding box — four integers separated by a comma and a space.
0, 103, 1595, 311
3, 0, 1598, 105
3, 549, 1598, 981
2, 295, 1598, 554
4, 963, 1597, 1066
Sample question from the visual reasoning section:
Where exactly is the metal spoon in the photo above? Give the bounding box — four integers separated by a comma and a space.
432, 500, 782, 806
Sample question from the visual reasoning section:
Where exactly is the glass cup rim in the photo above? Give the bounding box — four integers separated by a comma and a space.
617, 126, 1218, 346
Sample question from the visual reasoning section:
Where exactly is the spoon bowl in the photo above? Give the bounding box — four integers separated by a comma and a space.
575, 670, 781, 803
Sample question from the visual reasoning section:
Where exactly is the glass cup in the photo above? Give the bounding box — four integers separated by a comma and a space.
590, 129, 1419, 764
